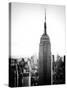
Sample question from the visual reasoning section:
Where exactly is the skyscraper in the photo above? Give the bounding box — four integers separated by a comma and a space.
39, 11, 51, 85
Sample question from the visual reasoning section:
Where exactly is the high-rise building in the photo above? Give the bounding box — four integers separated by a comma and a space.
39, 11, 51, 85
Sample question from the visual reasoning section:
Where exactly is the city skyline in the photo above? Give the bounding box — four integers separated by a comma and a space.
11, 3, 66, 58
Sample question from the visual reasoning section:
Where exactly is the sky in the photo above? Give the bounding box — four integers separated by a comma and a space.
11, 3, 66, 58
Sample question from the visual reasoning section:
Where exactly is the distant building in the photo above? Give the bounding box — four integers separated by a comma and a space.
39, 11, 51, 85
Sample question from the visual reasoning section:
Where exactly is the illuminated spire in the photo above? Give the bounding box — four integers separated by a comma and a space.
44, 10, 47, 35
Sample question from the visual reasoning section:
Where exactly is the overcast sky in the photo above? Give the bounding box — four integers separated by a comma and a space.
11, 3, 66, 58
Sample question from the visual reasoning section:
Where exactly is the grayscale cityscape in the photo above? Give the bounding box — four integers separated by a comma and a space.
9, 3, 66, 87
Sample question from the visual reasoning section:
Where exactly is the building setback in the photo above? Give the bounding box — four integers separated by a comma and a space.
39, 12, 51, 85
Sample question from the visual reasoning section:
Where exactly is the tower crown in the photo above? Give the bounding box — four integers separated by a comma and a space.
44, 11, 47, 35
40, 10, 50, 45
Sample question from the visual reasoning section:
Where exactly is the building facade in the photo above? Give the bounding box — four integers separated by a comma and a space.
39, 12, 51, 85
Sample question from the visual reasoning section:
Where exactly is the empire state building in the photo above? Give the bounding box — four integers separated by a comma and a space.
39, 12, 51, 85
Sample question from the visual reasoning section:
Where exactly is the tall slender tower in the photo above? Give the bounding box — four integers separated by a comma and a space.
39, 11, 51, 85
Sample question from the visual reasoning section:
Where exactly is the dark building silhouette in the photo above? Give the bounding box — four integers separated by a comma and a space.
53, 55, 65, 84
39, 12, 51, 85
64, 55, 65, 83
9, 57, 18, 87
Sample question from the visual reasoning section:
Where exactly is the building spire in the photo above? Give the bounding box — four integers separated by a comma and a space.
44, 9, 47, 35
